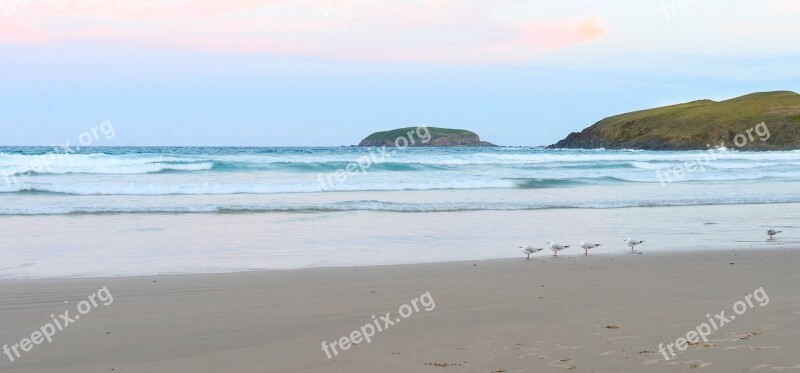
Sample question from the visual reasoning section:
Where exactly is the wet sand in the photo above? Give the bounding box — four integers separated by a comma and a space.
0, 248, 798, 372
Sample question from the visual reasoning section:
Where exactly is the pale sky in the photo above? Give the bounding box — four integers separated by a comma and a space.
1, 0, 799, 146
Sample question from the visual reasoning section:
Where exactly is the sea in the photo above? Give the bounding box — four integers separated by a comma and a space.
1, 146, 798, 278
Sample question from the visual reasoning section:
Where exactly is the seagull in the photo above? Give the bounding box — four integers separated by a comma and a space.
520, 245, 543, 260
767, 228, 782, 240
624, 238, 644, 252
580, 240, 601, 256
547, 241, 569, 256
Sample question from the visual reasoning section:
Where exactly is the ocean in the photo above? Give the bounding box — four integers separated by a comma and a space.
1, 146, 798, 278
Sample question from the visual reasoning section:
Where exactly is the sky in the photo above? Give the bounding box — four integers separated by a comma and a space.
1, 0, 799, 146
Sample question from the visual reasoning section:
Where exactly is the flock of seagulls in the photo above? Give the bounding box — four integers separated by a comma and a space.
519, 228, 785, 259
519, 239, 642, 258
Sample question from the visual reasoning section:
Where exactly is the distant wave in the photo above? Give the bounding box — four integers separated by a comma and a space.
3, 158, 794, 176
3, 174, 799, 195
508, 176, 631, 188
1, 162, 214, 176
5, 150, 800, 177
1, 147, 799, 217
0, 180, 516, 195
0, 154, 215, 176
628, 161, 785, 170
3, 198, 800, 215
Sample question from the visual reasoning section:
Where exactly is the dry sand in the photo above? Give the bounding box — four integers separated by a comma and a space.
1, 248, 798, 372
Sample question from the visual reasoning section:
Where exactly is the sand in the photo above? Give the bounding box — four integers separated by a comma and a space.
0, 248, 798, 372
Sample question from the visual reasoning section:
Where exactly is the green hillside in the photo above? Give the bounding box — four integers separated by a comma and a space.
550, 91, 800, 150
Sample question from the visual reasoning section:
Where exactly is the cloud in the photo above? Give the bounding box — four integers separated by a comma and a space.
1, 0, 607, 64
0, 18, 47, 44
771, 0, 800, 13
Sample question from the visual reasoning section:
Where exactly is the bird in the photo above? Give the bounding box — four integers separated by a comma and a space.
520, 245, 543, 260
767, 228, 782, 239
624, 238, 644, 252
580, 240, 601, 256
547, 241, 569, 256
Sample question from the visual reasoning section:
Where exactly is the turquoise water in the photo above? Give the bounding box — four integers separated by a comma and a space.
1, 146, 798, 278
2, 146, 800, 214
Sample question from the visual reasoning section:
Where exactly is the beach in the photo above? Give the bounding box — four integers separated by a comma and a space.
6, 0, 800, 371
2, 147, 799, 372
1, 248, 798, 372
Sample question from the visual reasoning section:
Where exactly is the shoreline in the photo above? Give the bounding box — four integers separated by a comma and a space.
1, 202, 798, 280
1, 244, 797, 282
1, 248, 798, 372
3, 195, 800, 215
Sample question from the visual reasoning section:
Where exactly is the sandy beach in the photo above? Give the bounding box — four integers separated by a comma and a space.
5, 0, 800, 372
1, 248, 798, 372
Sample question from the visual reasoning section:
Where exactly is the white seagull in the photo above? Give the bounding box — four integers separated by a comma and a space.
520, 245, 543, 260
579, 240, 601, 256
767, 228, 782, 240
547, 241, 569, 256
624, 238, 644, 252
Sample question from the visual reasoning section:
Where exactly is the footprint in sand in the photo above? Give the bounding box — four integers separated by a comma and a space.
546, 357, 578, 370
604, 335, 637, 345
423, 362, 465, 367
712, 331, 763, 342
600, 347, 635, 356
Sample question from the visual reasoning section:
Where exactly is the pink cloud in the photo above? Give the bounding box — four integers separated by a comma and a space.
114, 0, 286, 20
508, 19, 606, 50
38, 0, 118, 15
771, 0, 800, 13
0, 18, 47, 44
37, 0, 283, 18
2, 0, 608, 64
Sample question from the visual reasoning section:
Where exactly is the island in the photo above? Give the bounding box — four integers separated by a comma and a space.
358, 127, 496, 147
549, 91, 800, 150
